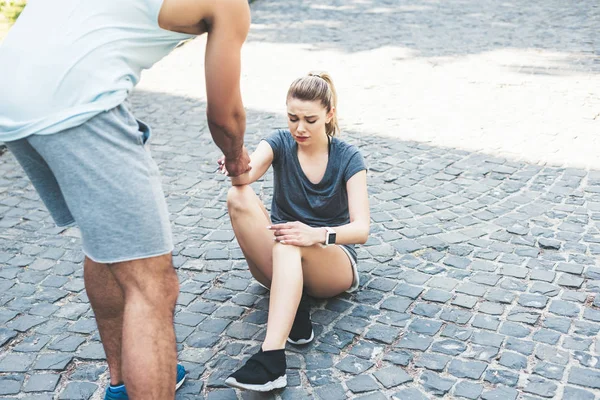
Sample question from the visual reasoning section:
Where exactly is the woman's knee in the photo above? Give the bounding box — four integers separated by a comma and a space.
227, 185, 255, 213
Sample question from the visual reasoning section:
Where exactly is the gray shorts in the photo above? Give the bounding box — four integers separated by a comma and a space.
5, 104, 173, 263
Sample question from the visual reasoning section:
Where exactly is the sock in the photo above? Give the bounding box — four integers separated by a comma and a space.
109, 383, 125, 390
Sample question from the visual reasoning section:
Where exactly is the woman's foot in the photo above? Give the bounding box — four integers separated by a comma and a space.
225, 348, 287, 392
287, 292, 314, 345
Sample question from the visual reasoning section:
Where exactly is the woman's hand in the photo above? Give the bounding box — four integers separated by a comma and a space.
268, 222, 325, 247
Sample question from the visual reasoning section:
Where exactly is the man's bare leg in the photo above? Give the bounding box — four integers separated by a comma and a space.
83, 257, 125, 386
110, 253, 179, 400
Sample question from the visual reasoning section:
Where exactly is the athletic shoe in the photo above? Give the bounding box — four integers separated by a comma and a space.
287, 291, 314, 345
104, 364, 186, 399
225, 349, 287, 392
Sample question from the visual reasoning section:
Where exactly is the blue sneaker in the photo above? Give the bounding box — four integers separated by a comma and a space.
104, 364, 187, 399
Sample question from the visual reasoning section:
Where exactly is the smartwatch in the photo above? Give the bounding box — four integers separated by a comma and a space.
324, 227, 337, 246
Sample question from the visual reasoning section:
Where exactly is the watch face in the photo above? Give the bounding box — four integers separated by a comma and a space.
328, 232, 337, 244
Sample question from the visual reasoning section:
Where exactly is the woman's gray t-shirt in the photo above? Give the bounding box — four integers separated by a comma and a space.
264, 129, 367, 261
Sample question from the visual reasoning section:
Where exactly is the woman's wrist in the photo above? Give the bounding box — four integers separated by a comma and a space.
313, 227, 327, 245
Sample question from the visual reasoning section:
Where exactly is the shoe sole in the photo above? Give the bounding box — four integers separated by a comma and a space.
225, 375, 287, 392
287, 329, 314, 345
176, 376, 186, 391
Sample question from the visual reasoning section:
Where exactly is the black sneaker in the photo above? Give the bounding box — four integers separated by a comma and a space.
287, 292, 314, 345
225, 349, 287, 392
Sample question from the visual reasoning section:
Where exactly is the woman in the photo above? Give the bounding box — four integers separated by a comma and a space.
220, 72, 370, 392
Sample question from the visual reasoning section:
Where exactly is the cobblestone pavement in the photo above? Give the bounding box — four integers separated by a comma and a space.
1, 0, 600, 399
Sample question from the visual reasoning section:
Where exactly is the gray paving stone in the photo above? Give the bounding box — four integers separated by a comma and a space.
535, 345, 569, 366
408, 318, 443, 336
33, 354, 73, 370
421, 289, 452, 303
507, 308, 540, 325
481, 387, 518, 400
396, 333, 433, 351
463, 345, 499, 362
562, 386, 596, 400
498, 351, 528, 369
532, 329, 561, 345
346, 375, 380, 394
523, 376, 557, 398
383, 350, 413, 367
557, 273, 584, 288
420, 371, 456, 396
452, 294, 479, 309
453, 381, 483, 399
471, 314, 500, 331
380, 296, 413, 313
373, 366, 412, 388
0, 375, 23, 395
484, 368, 519, 387
0, 353, 36, 372
484, 288, 515, 303
530, 282, 560, 297
14, 335, 51, 352
448, 359, 487, 380
335, 356, 373, 375
391, 388, 428, 400
23, 374, 60, 393
471, 330, 504, 348
548, 300, 580, 317
364, 324, 401, 344
542, 316, 571, 333
533, 361, 565, 380
58, 382, 98, 399
440, 308, 472, 324
477, 301, 504, 315
518, 294, 549, 308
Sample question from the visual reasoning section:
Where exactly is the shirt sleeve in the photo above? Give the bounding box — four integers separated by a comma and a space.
343, 147, 367, 183
263, 129, 286, 165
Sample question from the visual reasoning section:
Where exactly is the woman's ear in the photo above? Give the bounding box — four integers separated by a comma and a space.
326, 107, 336, 124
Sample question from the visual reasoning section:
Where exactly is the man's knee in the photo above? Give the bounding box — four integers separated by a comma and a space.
111, 254, 179, 309
227, 185, 254, 213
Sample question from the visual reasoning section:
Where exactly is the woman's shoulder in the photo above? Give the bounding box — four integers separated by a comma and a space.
332, 135, 362, 157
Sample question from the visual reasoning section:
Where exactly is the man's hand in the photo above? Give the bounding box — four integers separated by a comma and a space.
267, 222, 325, 247
216, 146, 251, 177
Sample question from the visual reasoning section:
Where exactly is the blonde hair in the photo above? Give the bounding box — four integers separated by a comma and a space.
286, 71, 339, 137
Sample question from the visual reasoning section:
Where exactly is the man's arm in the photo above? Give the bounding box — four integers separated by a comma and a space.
204, 0, 251, 175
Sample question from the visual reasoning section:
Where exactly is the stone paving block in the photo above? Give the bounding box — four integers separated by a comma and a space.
0, 374, 23, 395
420, 371, 456, 396
557, 273, 584, 288
0, 353, 36, 372
346, 375, 381, 394
523, 376, 557, 398
533, 361, 565, 380
562, 386, 596, 400
448, 359, 487, 380
373, 366, 412, 388
58, 382, 98, 399
421, 289, 452, 303
335, 356, 374, 375
453, 381, 483, 399
23, 373, 60, 393
391, 387, 428, 400
535, 345, 569, 366
498, 351, 528, 370
451, 294, 479, 309
484, 368, 519, 387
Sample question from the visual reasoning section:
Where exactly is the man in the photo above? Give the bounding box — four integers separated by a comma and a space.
0, 0, 251, 398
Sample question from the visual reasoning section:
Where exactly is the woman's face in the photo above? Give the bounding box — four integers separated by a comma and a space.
286, 98, 333, 146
